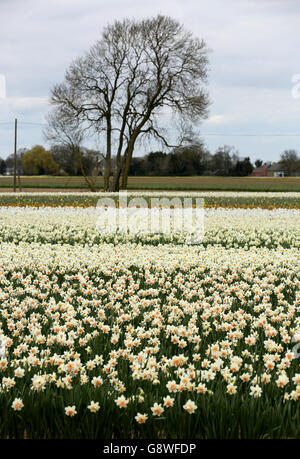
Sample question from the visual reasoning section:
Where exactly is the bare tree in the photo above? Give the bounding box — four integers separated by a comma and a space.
47, 15, 210, 191
44, 110, 99, 191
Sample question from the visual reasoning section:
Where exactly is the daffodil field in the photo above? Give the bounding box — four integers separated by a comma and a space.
0, 191, 299, 209
0, 192, 300, 439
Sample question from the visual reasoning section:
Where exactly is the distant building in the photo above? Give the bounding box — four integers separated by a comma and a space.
251, 162, 271, 177
251, 162, 285, 177
267, 163, 285, 177
5, 167, 13, 176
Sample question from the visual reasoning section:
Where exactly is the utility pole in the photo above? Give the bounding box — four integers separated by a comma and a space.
13, 118, 17, 192
17, 171, 22, 192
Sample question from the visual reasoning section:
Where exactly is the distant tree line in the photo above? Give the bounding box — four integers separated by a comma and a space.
1, 145, 299, 178
1, 145, 104, 177
130, 145, 254, 176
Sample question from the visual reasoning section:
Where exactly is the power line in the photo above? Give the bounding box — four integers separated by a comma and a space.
0, 120, 300, 136
201, 133, 300, 137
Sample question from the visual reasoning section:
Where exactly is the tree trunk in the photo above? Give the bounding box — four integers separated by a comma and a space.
103, 120, 111, 191
121, 150, 132, 189
109, 166, 122, 191
103, 160, 110, 191
76, 148, 97, 192
110, 149, 128, 191
121, 139, 135, 189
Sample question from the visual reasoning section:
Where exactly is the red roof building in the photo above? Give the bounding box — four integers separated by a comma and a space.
251, 163, 270, 177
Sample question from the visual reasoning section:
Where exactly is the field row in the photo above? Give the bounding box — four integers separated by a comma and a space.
0, 191, 299, 208
1, 175, 300, 192
0, 207, 298, 248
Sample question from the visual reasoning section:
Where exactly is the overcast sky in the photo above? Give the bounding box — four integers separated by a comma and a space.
0, 0, 299, 162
